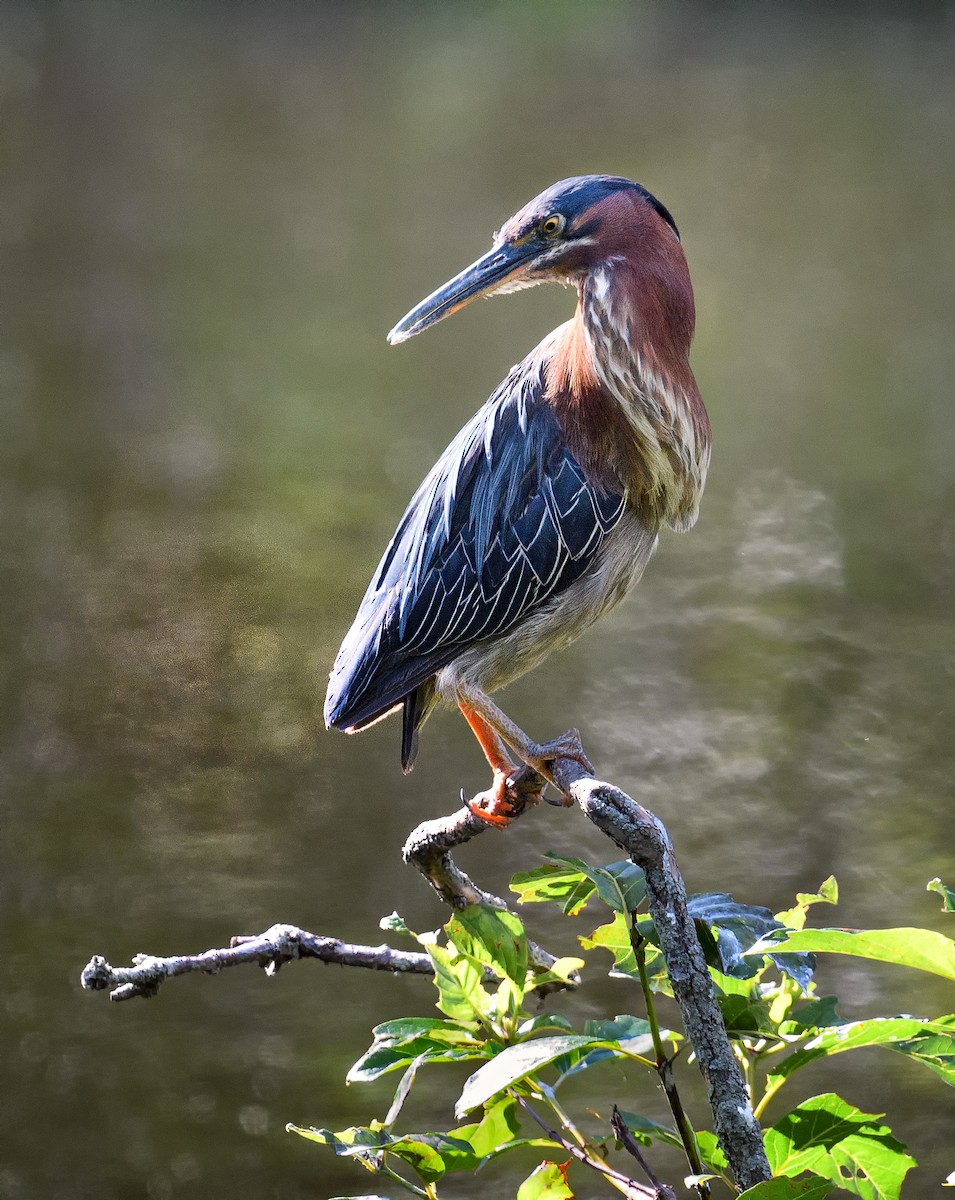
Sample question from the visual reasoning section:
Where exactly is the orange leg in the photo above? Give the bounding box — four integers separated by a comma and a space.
458, 701, 547, 828
458, 687, 594, 784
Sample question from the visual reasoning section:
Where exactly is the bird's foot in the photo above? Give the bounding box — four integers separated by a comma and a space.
521, 728, 594, 801
463, 765, 547, 829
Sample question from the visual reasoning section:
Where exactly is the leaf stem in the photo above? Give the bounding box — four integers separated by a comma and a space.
633, 932, 668, 1068
752, 1074, 785, 1121
379, 1161, 430, 1198
538, 1082, 591, 1153
631, 921, 709, 1196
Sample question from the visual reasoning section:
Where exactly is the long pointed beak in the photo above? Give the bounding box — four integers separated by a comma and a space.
387, 240, 537, 344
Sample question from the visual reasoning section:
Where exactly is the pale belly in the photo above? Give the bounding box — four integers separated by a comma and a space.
435, 511, 659, 701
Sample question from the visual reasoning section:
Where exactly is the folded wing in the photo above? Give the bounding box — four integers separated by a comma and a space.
324, 357, 627, 742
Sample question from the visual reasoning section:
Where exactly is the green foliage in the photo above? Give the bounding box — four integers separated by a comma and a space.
516, 1161, 575, 1200
753, 927, 955, 982
290, 867, 955, 1199
764, 1094, 915, 1200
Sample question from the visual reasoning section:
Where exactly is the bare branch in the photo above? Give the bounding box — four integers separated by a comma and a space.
80, 923, 436, 1002
402, 798, 506, 910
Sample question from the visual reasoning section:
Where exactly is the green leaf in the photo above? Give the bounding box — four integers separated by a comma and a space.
690, 892, 780, 938
443, 1096, 559, 1171
449, 1096, 522, 1162
694, 1129, 728, 1172
447, 906, 528, 986
599, 859, 647, 911
376, 1135, 460, 1183
456, 1036, 599, 1116
765, 1093, 915, 1200
553, 1016, 661, 1083
455, 1028, 661, 1117
766, 1018, 941, 1089
286, 1124, 473, 1184
348, 1018, 488, 1082
545, 854, 646, 913
383, 1056, 423, 1128
614, 1110, 684, 1150
516, 1161, 575, 1200
739, 1177, 833, 1200
689, 892, 815, 988
583, 1014, 653, 1042
781, 994, 843, 1033
527, 957, 585, 992
775, 879, 839, 931
511, 863, 595, 915
806, 877, 838, 905
718, 991, 778, 1038
518, 1013, 577, 1037
580, 911, 670, 992
427, 943, 490, 1022
287, 1122, 377, 1149
751, 927, 955, 981
379, 911, 414, 937
710, 967, 760, 998
888, 1014, 955, 1086
928, 878, 955, 913
580, 912, 638, 976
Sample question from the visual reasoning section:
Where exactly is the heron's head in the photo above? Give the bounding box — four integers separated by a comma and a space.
387, 175, 682, 345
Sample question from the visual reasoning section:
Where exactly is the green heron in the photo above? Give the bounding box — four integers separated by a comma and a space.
325, 175, 710, 825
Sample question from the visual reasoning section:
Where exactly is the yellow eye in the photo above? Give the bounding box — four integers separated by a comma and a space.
540, 213, 565, 238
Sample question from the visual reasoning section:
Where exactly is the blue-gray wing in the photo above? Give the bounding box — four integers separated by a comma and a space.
323, 358, 626, 737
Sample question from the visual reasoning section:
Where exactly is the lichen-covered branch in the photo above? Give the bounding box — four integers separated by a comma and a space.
402, 799, 507, 910
551, 759, 772, 1192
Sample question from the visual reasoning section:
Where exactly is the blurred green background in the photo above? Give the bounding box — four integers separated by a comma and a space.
1, 3, 953, 1197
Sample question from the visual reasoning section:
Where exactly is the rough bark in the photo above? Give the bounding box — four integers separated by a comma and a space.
553, 761, 772, 1192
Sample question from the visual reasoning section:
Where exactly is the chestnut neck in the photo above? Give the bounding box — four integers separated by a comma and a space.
544, 251, 710, 531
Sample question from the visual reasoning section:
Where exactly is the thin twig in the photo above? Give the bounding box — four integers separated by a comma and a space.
611, 1105, 678, 1200
517, 1095, 655, 1199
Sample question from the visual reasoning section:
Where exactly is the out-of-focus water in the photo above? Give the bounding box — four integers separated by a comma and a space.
1, 4, 953, 1197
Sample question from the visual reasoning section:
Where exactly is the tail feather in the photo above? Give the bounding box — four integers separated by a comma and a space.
401, 681, 434, 773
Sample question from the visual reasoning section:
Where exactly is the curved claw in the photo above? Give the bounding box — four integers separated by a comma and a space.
461, 767, 548, 829
462, 786, 517, 829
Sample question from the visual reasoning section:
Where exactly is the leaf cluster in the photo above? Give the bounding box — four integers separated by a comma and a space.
290, 867, 955, 1200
